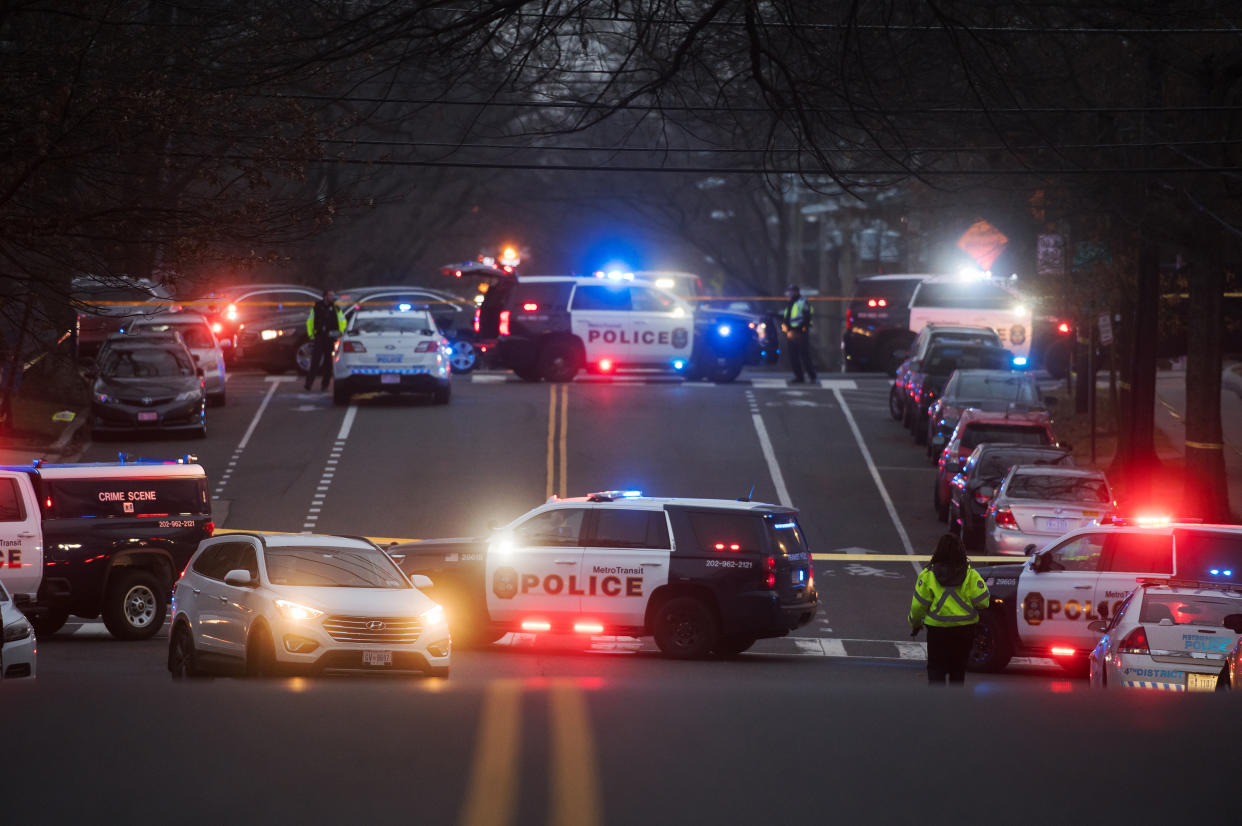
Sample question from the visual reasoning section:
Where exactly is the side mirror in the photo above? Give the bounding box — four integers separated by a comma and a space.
410, 574, 433, 589
1222, 614, 1242, 634
1087, 620, 1108, 634
1027, 545, 1041, 562
223, 569, 254, 587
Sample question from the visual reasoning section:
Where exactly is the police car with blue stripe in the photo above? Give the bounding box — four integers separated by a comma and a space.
390, 491, 818, 658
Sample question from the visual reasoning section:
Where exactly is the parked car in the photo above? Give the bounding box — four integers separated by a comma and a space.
903, 343, 1015, 443
934, 408, 1058, 521
947, 443, 1075, 550
88, 338, 207, 439
926, 369, 1045, 459
842, 274, 931, 373
985, 466, 1115, 555
128, 312, 227, 406
889, 324, 1002, 421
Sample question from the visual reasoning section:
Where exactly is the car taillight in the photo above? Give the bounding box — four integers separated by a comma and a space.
599, 358, 613, 372
415, 341, 438, 352
499, 310, 511, 336
764, 555, 777, 589
342, 340, 366, 353
1119, 627, 1149, 655
1050, 646, 1076, 657
1057, 321, 1071, 334
473, 308, 481, 333
994, 507, 1018, 530
867, 298, 878, 307
522, 302, 538, 312
203, 521, 214, 536
973, 489, 992, 505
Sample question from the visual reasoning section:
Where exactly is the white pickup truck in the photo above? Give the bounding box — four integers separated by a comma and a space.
0, 458, 212, 639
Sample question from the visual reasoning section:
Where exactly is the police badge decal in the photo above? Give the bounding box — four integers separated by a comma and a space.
493, 566, 519, 599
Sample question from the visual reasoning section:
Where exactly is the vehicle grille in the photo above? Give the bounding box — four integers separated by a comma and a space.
117, 395, 175, 407
322, 616, 422, 644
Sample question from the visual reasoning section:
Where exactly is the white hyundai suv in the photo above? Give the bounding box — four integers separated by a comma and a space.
168, 533, 450, 678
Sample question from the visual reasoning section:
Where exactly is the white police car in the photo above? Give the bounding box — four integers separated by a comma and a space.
390, 491, 818, 658
332, 307, 451, 405
1088, 579, 1242, 691
970, 520, 1242, 674
168, 532, 450, 678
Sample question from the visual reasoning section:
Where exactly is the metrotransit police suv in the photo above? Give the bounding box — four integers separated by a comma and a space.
390, 491, 818, 658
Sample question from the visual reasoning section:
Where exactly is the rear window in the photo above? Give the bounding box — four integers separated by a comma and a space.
1174, 531, 1242, 581
1005, 474, 1111, 504
42, 476, 209, 519
1106, 533, 1174, 573
135, 322, 212, 348
766, 516, 809, 557
1139, 592, 1242, 626
515, 282, 574, 310
977, 450, 1071, 479
351, 314, 436, 334
962, 424, 1049, 449
951, 374, 1039, 404
924, 347, 1012, 375
913, 281, 1017, 310
686, 511, 766, 554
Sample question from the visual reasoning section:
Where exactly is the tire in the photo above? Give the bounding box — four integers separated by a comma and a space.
714, 635, 757, 658
538, 338, 582, 382
448, 339, 477, 374
652, 596, 719, 659
168, 623, 202, 679
700, 349, 744, 384
245, 623, 279, 678
427, 666, 450, 679
208, 390, 226, 407
888, 386, 904, 420
1216, 667, 1230, 692
30, 608, 69, 637
1058, 656, 1091, 678
333, 382, 351, 406
967, 611, 1013, 673
433, 383, 451, 405
102, 568, 167, 641
295, 341, 313, 375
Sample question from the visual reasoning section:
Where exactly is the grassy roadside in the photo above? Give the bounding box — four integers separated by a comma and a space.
0, 352, 89, 450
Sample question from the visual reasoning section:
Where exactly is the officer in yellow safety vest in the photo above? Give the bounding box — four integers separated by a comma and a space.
304, 288, 347, 391
781, 283, 817, 384
909, 534, 990, 685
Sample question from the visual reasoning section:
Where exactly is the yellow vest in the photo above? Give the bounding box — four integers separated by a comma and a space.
908, 567, 990, 628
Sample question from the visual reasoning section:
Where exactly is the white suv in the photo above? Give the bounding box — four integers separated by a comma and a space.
168, 533, 450, 678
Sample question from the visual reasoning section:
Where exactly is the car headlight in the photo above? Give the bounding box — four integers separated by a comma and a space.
260, 329, 279, 341
174, 389, 203, 402
274, 599, 324, 622
3, 617, 33, 643
420, 604, 446, 627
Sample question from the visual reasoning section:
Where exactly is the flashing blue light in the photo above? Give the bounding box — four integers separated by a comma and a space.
1226, 570, 1234, 577
672, 359, 685, 370
1012, 356, 1028, 367
717, 324, 732, 337
621, 490, 643, 498
773, 521, 797, 529
397, 303, 412, 312
1211, 569, 1220, 575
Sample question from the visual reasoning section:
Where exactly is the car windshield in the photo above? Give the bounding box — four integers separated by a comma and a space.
1139, 592, 1242, 627
1005, 474, 1110, 503
352, 315, 436, 334
99, 347, 193, 378
961, 424, 1049, 449
264, 546, 409, 588
913, 282, 1018, 310
952, 374, 1039, 404
135, 322, 211, 348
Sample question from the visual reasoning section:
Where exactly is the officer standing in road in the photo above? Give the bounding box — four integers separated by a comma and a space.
781, 284, 817, 384
305, 288, 346, 391
908, 534, 990, 685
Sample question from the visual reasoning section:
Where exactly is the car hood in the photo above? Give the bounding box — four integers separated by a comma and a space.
265, 584, 435, 616
95, 376, 199, 396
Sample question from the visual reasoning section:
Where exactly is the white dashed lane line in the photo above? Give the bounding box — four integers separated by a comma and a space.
302, 404, 357, 531
212, 376, 293, 501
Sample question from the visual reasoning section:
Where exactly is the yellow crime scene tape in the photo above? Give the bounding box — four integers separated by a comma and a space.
216, 529, 1019, 563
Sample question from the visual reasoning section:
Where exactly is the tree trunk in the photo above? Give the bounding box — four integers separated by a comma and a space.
1182, 253, 1230, 521
1110, 237, 1161, 500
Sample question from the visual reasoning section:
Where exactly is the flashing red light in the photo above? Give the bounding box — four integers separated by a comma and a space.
499, 310, 511, 337
503, 265, 514, 274
994, 507, 1018, 530
878, 298, 887, 307
715, 543, 725, 550
730, 543, 740, 551
599, 358, 613, 372
521, 619, 551, 632
225, 304, 238, 321
764, 555, 777, 589
45, 496, 52, 509
455, 270, 462, 278
210, 322, 223, 334
574, 622, 604, 634
342, 341, 366, 353
522, 302, 539, 312
1057, 322, 1071, 334
473, 308, 480, 333
1050, 646, 1076, 657
1119, 626, 1149, 655
203, 521, 214, 537
867, 299, 878, 307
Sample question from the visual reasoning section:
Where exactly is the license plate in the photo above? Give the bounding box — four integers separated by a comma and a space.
1040, 517, 1069, 532
137, 411, 158, 422
1187, 672, 1218, 692
380, 374, 400, 385
377, 354, 402, 363
362, 650, 392, 666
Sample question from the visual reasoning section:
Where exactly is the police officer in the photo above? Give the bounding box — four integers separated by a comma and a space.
908, 534, 990, 685
304, 288, 346, 391
781, 284, 816, 384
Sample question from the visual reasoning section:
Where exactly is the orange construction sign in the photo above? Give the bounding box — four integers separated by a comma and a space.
957, 219, 1009, 270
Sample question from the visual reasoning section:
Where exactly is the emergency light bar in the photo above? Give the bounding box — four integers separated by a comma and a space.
586, 490, 644, 502
1136, 577, 1242, 594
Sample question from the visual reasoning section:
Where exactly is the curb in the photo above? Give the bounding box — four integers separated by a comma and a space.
48, 409, 90, 458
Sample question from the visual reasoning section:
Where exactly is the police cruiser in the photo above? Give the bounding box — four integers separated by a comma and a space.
390, 491, 818, 658
475, 274, 762, 383
970, 520, 1242, 674
332, 307, 451, 405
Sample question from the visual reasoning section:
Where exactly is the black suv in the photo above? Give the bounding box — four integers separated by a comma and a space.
842, 274, 929, 373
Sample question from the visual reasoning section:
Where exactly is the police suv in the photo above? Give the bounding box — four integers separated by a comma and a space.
0, 457, 212, 639
476, 274, 761, 383
390, 491, 818, 658
970, 520, 1242, 674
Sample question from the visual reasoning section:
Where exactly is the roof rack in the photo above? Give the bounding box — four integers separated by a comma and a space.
586, 490, 644, 502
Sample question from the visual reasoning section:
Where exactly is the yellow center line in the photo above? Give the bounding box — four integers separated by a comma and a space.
458, 679, 523, 826
546, 384, 557, 500
549, 681, 603, 826
558, 384, 569, 499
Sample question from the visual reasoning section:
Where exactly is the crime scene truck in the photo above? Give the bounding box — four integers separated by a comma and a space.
969, 519, 1242, 674
390, 491, 818, 658
0, 457, 212, 640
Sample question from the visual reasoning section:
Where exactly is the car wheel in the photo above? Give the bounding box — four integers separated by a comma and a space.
448, 339, 477, 374
333, 382, 351, 406
538, 338, 582, 382
652, 596, 718, 659
433, 384, 451, 405
714, 635, 756, 658
967, 611, 1012, 673
168, 623, 202, 679
245, 623, 279, 678
1058, 657, 1091, 678
30, 608, 69, 637
209, 390, 226, 407
194, 421, 207, 439
295, 341, 313, 375
427, 666, 450, 679
102, 569, 167, 641
888, 386, 903, 420
700, 349, 743, 384
1216, 667, 1230, 692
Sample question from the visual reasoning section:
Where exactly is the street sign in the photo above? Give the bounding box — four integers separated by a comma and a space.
957, 219, 1008, 270
1098, 313, 1113, 345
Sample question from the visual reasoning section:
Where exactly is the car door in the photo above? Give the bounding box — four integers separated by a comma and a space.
1017, 532, 1108, 652
188, 542, 236, 655
213, 541, 262, 656
579, 508, 673, 629
1095, 531, 1174, 622
486, 507, 589, 626
0, 473, 41, 601
628, 286, 693, 365
570, 283, 634, 364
